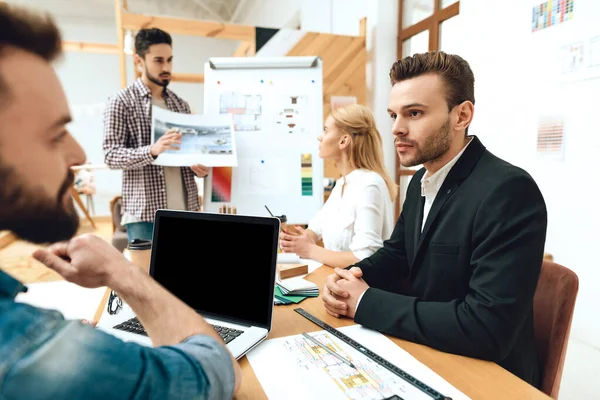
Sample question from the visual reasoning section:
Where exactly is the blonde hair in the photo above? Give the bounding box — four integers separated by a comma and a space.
330, 104, 398, 202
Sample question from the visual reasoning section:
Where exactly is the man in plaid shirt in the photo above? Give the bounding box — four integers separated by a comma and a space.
103, 28, 208, 242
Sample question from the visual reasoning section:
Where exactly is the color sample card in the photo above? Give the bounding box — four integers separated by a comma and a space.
301, 153, 313, 196
532, 0, 574, 32
211, 166, 232, 202
537, 117, 565, 160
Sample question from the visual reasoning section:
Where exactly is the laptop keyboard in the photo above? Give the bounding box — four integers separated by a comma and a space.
113, 317, 244, 344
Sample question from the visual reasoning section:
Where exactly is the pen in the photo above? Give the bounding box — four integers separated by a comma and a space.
301, 332, 356, 369
265, 205, 286, 233
264, 205, 275, 217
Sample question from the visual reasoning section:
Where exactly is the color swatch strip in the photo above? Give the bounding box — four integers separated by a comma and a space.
301, 153, 313, 196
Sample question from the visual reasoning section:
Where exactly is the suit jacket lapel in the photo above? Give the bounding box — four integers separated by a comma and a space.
414, 195, 424, 255
411, 136, 487, 270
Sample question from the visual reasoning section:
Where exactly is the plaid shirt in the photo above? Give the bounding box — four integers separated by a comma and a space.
103, 78, 200, 222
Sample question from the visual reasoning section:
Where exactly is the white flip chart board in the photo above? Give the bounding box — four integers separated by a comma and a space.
203, 56, 324, 224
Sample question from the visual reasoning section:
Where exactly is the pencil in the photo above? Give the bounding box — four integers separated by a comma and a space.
301, 332, 356, 369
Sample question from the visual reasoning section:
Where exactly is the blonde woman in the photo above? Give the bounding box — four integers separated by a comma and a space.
280, 104, 398, 269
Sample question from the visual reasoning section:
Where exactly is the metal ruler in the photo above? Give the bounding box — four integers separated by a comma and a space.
294, 307, 452, 400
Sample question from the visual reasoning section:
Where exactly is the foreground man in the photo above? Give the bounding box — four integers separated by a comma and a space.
0, 5, 240, 399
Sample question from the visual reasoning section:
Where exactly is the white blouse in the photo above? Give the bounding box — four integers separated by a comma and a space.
308, 169, 394, 260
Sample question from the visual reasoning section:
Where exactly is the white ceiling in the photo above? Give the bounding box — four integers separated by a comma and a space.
7, 0, 255, 24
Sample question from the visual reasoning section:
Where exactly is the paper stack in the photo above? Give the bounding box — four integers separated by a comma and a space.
274, 276, 319, 305
277, 276, 319, 296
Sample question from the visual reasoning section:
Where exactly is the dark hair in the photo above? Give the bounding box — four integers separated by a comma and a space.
0, 4, 61, 102
389, 51, 475, 111
135, 28, 172, 58
0, 4, 62, 61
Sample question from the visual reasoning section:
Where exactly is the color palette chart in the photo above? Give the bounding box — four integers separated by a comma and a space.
211, 166, 232, 202
537, 118, 565, 160
301, 154, 313, 196
532, 0, 574, 32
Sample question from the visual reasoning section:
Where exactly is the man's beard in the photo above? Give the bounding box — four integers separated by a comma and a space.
397, 117, 452, 168
146, 66, 171, 88
0, 165, 79, 244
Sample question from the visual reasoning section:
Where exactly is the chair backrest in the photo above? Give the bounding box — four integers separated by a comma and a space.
534, 260, 579, 399
109, 195, 124, 233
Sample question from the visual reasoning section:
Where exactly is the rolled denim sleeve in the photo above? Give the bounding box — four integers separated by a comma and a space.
170, 335, 236, 399
1, 307, 235, 400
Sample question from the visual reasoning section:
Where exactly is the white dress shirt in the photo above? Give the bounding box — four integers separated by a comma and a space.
354, 138, 472, 311
420, 137, 472, 230
308, 169, 394, 260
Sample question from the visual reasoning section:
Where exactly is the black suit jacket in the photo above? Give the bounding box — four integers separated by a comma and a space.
354, 136, 547, 387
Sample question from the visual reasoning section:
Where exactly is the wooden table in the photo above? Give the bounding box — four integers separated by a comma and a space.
235, 266, 551, 400
11, 252, 549, 400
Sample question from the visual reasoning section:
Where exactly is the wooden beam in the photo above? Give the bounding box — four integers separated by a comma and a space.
121, 12, 255, 41
115, 0, 127, 88
438, 2, 460, 23
171, 73, 204, 83
429, 0, 441, 51
398, 0, 405, 42
399, 16, 431, 41
62, 41, 119, 54
247, 37, 256, 56
399, 1, 459, 41
233, 41, 251, 57
359, 17, 367, 37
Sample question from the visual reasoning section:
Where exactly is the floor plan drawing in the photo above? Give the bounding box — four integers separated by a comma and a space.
282, 332, 430, 400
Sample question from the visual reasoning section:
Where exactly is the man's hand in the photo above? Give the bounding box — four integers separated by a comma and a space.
150, 128, 182, 157
190, 164, 209, 178
280, 226, 316, 258
322, 267, 365, 318
32, 234, 133, 289
333, 268, 369, 319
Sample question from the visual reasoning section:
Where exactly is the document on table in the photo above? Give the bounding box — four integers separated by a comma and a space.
15, 281, 107, 321
247, 324, 470, 400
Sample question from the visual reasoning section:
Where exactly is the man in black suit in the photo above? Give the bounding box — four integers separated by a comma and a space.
322, 51, 547, 388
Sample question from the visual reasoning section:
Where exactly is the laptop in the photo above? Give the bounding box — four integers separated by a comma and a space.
97, 209, 280, 359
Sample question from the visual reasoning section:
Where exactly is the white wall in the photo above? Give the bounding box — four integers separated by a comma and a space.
235, 0, 302, 28
52, 19, 238, 217
459, 0, 600, 398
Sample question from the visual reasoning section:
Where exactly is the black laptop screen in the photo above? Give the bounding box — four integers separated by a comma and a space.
149, 211, 279, 328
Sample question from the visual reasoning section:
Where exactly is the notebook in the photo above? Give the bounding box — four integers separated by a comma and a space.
97, 210, 280, 360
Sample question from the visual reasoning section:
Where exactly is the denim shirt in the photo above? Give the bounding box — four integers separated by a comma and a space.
0, 271, 235, 399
